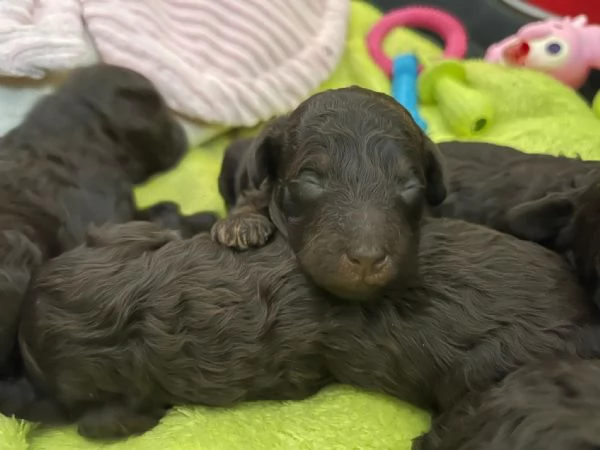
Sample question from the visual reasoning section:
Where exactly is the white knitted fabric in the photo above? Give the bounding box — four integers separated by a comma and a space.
0, 0, 88, 78
82, 0, 350, 126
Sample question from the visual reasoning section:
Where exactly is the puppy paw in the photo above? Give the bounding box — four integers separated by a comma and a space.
77, 404, 164, 440
211, 213, 274, 250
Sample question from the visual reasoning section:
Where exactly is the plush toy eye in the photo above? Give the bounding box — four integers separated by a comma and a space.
546, 42, 563, 55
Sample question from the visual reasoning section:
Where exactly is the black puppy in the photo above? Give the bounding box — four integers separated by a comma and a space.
0, 63, 216, 375
213, 86, 446, 301
430, 141, 600, 306
414, 358, 600, 450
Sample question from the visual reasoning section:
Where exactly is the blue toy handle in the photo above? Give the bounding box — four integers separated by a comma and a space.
391, 54, 427, 132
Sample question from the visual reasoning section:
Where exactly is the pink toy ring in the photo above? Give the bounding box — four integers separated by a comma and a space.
367, 6, 468, 77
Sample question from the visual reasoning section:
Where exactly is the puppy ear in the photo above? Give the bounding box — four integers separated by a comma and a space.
218, 137, 255, 209
243, 116, 288, 191
506, 191, 576, 244
421, 135, 447, 205
269, 186, 289, 238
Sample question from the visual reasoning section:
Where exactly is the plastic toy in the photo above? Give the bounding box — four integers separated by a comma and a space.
391, 54, 427, 130
367, 6, 468, 77
419, 60, 495, 136
367, 6, 468, 131
485, 15, 600, 89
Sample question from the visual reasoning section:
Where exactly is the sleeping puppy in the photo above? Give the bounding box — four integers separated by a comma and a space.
432, 141, 597, 240
0, 63, 216, 375
2, 215, 596, 441
429, 141, 600, 307
505, 178, 600, 310
3, 118, 599, 441
414, 358, 600, 450
212, 86, 446, 301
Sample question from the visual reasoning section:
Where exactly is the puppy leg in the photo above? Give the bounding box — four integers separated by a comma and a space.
136, 201, 218, 237
0, 378, 69, 425
180, 212, 218, 237
77, 403, 166, 440
211, 182, 275, 250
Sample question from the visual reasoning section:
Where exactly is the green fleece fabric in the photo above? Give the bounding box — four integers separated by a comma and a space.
3, 1, 600, 449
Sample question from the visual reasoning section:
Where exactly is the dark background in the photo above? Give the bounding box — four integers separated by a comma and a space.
368, 0, 600, 102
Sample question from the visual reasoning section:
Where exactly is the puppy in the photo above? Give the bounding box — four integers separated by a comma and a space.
4, 214, 595, 440
0, 63, 216, 375
432, 141, 596, 240
14, 222, 331, 439
430, 141, 600, 306
414, 358, 600, 450
213, 86, 446, 301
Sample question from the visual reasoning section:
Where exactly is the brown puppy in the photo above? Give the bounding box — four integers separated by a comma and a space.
414, 358, 600, 450
0, 63, 215, 375
432, 141, 597, 239
430, 141, 600, 307
213, 86, 446, 301
506, 177, 600, 310
3, 216, 595, 440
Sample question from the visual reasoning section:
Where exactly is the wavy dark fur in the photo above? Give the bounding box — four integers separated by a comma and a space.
2, 216, 595, 442
432, 141, 600, 308
0, 63, 215, 375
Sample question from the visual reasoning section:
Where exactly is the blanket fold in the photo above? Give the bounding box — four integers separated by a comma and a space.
0, 0, 88, 78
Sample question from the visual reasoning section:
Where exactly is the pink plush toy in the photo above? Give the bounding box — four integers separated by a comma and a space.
485, 15, 600, 89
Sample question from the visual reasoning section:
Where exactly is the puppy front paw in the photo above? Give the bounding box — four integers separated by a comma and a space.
211, 213, 275, 250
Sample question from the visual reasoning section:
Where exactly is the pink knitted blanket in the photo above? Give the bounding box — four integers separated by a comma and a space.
0, 0, 349, 127
0, 0, 87, 78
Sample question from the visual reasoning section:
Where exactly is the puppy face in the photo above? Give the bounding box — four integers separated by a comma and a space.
60, 64, 187, 181
251, 87, 446, 300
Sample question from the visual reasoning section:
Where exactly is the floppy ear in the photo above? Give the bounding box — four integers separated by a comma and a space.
506, 191, 575, 244
269, 185, 289, 238
421, 135, 447, 205
218, 137, 255, 209
241, 116, 288, 192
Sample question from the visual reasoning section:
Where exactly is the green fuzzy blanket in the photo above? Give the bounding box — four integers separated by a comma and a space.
4, 1, 600, 449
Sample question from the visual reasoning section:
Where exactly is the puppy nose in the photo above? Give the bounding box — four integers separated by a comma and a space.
346, 247, 389, 276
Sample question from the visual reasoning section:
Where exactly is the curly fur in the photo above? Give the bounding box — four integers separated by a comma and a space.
431, 141, 600, 308
415, 358, 600, 450
3, 217, 595, 441
0, 63, 214, 376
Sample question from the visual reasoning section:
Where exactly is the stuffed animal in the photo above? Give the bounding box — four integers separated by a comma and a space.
485, 15, 600, 89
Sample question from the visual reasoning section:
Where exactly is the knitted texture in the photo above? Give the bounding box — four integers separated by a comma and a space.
0, 0, 87, 78
82, 0, 350, 126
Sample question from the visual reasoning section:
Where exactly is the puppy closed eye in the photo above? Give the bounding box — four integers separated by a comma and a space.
282, 170, 324, 218
288, 170, 325, 201
398, 181, 424, 205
